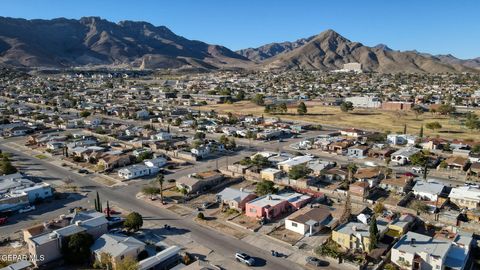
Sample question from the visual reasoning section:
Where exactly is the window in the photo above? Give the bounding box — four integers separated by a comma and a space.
120, 255, 124, 260
249, 208, 256, 213
291, 222, 298, 227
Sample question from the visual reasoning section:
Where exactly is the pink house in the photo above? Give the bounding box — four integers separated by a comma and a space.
245, 192, 312, 220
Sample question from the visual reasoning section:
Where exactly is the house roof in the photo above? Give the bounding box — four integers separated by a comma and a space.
445, 156, 469, 166
335, 220, 388, 238
217, 187, 254, 203
91, 234, 145, 258
247, 192, 311, 208
287, 205, 332, 224
449, 186, 480, 202
412, 180, 445, 195
393, 231, 451, 258
354, 167, 382, 179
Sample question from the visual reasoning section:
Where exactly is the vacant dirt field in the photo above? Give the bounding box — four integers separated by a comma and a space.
199, 101, 480, 141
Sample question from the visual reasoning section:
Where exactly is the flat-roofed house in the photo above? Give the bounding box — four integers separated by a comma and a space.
216, 187, 257, 211
285, 205, 336, 236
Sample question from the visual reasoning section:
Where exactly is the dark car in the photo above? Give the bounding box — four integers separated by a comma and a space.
78, 169, 89, 174
306, 256, 329, 267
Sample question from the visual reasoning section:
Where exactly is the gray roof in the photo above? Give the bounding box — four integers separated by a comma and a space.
91, 234, 145, 258
217, 187, 254, 203
393, 232, 450, 258
335, 221, 388, 238
412, 180, 445, 195
0, 260, 31, 270
55, 224, 86, 237
138, 246, 181, 270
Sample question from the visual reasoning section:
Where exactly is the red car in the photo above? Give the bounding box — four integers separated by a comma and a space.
103, 208, 120, 215
0, 217, 8, 226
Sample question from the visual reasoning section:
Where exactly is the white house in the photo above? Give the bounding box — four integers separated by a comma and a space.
191, 146, 210, 158
387, 134, 417, 146
285, 206, 336, 236
412, 180, 445, 202
390, 147, 421, 165
150, 132, 172, 141
10, 182, 53, 203
118, 165, 153, 180
144, 157, 167, 168
448, 186, 480, 209
391, 231, 472, 270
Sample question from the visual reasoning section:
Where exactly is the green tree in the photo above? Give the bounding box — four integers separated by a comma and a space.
279, 103, 288, 113
0, 160, 17, 175
124, 212, 143, 232
437, 104, 456, 116
340, 101, 354, 113
142, 186, 160, 197
373, 202, 385, 215
255, 180, 277, 196
288, 164, 312, 180
157, 174, 165, 203
79, 111, 91, 118
64, 232, 94, 264
194, 132, 206, 140
412, 105, 424, 119
235, 90, 245, 101
369, 215, 379, 251
297, 102, 308, 115
115, 256, 139, 270
465, 112, 480, 130
410, 151, 428, 166
251, 94, 265, 106
425, 121, 442, 131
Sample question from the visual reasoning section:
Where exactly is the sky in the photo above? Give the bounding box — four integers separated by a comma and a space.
2, 0, 479, 59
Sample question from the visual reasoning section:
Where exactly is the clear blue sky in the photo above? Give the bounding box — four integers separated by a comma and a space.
2, 0, 479, 59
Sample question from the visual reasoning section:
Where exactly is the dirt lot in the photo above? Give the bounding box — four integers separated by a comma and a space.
196, 217, 247, 239
199, 101, 480, 141
268, 225, 304, 245
229, 214, 262, 231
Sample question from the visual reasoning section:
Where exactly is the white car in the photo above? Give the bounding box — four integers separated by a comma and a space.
19, 205, 36, 213
235, 252, 255, 266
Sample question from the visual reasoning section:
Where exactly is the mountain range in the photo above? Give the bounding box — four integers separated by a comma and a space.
0, 16, 478, 73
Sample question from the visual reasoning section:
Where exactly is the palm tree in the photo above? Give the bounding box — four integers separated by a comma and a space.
157, 174, 165, 203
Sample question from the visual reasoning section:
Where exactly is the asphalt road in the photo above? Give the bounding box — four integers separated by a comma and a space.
0, 143, 304, 270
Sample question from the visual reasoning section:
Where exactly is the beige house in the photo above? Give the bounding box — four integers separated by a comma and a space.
260, 168, 283, 181
176, 171, 224, 194
91, 234, 146, 269
25, 211, 108, 266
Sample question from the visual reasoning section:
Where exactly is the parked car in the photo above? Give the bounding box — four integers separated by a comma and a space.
0, 217, 7, 226
19, 205, 36, 213
235, 252, 255, 266
78, 169, 89, 174
306, 256, 329, 267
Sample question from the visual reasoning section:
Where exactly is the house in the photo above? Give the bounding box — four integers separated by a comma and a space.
285, 205, 336, 236
150, 132, 172, 141
144, 157, 167, 168
349, 182, 370, 198
469, 162, 480, 176
340, 128, 366, 138
118, 165, 153, 180
277, 155, 313, 173
387, 134, 417, 146
332, 220, 388, 252
354, 167, 383, 187
245, 192, 312, 220
386, 214, 415, 238
328, 140, 353, 154
322, 168, 348, 183
10, 182, 53, 203
176, 171, 224, 194
391, 231, 472, 270
442, 156, 470, 171
347, 144, 370, 158
97, 154, 131, 171
91, 234, 146, 269
216, 188, 257, 211
46, 141, 65, 150
137, 245, 181, 270
380, 175, 413, 194
449, 186, 480, 209
260, 168, 283, 181
306, 160, 335, 176
391, 147, 421, 165
191, 146, 210, 158
26, 211, 108, 266
412, 180, 445, 202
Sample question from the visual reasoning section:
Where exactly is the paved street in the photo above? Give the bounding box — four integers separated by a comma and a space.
0, 142, 304, 270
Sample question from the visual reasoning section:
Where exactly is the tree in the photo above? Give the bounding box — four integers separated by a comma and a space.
95, 191, 102, 212
255, 180, 277, 196
279, 103, 288, 113
197, 212, 205, 220
347, 163, 358, 181
64, 232, 94, 264
115, 256, 139, 270
0, 160, 17, 175
437, 104, 456, 116
226, 138, 236, 150
412, 105, 424, 119
124, 212, 143, 232
419, 124, 424, 139
339, 193, 351, 224
425, 121, 442, 131
157, 174, 165, 203
288, 164, 312, 180
93, 252, 112, 269
142, 186, 160, 197
410, 151, 428, 166
235, 90, 245, 101
465, 112, 480, 130
340, 101, 354, 113
194, 132, 206, 140
297, 102, 308, 115
373, 202, 385, 215
79, 111, 91, 118
251, 94, 265, 106
369, 215, 379, 251
410, 200, 430, 214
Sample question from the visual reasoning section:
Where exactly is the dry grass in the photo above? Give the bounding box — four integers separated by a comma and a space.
268, 225, 303, 245
199, 101, 480, 141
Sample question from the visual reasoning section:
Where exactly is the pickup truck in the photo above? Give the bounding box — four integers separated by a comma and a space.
235, 252, 255, 266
